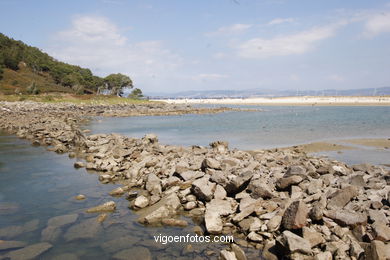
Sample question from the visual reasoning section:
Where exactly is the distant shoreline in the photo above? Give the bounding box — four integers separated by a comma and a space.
155, 96, 390, 106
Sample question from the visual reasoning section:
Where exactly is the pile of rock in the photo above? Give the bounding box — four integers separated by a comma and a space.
1, 101, 389, 260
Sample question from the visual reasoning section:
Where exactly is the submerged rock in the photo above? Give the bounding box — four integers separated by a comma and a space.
86, 201, 116, 213
112, 246, 152, 260
63, 218, 102, 242
4, 242, 52, 260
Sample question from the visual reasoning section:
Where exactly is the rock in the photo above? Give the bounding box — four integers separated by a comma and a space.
247, 179, 274, 199
231, 243, 247, 260
286, 165, 306, 176
309, 203, 324, 221
372, 222, 390, 242
47, 214, 78, 227
74, 194, 86, 200
63, 218, 102, 242
220, 249, 237, 260
191, 176, 216, 202
0, 202, 19, 215
176, 170, 204, 181
41, 226, 61, 242
370, 240, 390, 260
137, 193, 181, 224
175, 160, 190, 174
302, 227, 325, 248
145, 173, 162, 195
262, 240, 279, 260
277, 175, 303, 190
4, 242, 52, 260
324, 209, 367, 227
369, 210, 389, 225
247, 231, 263, 242
282, 230, 312, 254
112, 246, 152, 260
96, 213, 107, 223
86, 201, 116, 213
225, 171, 253, 195
267, 215, 282, 232
161, 218, 188, 227
101, 236, 141, 253
0, 220, 39, 239
282, 200, 309, 230
134, 195, 149, 209
350, 174, 365, 187
214, 185, 227, 200
73, 161, 85, 168
51, 253, 79, 260
202, 158, 221, 170
205, 210, 223, 234
327, 186, 359, 209
233, 199, 261, 222
206, 199, 234, 216
184, 201, 197, 210
109, 187, 125, 196
314, 251, 332, 260
143, 134, 158, 144
210, 141, 229, 153
0, 240, 27, 250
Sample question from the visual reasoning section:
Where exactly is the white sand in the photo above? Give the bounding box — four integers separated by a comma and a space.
155, 96, 390, 106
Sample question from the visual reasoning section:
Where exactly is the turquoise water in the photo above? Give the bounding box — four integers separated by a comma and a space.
88, 106, 390, 149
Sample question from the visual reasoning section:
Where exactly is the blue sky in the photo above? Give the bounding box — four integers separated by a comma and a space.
1, 0, 390, 93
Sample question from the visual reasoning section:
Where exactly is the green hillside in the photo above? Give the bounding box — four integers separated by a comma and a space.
0, 33, 133, 95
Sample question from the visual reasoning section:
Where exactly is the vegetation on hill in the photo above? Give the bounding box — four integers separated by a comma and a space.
0, 33, 134, 96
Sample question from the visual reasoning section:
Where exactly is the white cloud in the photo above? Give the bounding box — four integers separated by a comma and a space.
267, 18, 295, 26
237, 24, 341, 58
46, 15, 181, 85
206, 23, 253, 36
364, 12, 390, 36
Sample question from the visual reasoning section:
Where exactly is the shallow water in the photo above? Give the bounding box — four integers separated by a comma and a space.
0, 134, 257, 259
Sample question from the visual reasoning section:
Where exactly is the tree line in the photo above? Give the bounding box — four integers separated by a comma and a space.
0, 33, 137, 96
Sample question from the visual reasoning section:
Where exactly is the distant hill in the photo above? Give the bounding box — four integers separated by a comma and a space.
0, 33, 133, 95
149, 87, 390, 99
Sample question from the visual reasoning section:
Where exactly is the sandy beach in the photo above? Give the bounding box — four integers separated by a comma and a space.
158, 96, 390, 106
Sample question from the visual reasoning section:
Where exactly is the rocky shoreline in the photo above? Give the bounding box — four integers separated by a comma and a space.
0, 101, 390, 260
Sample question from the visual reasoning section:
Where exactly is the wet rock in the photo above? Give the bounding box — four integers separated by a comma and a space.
74, 194, 86, 200
109, 187, 125, 196
372, 222, 390, 242
134, 195, 149, 209
161, 218, 188, 227
327, 185, 359, 209
191, 176, 216, 202
101, 236, 141, 253
96, 213, 107, 223
0, 219, 39, 239
324, 209, 367, 227
4, 242, 52, 260
282, 230, 312, 254
73, 161, 85, 168
0, 202, 19, 215
282, 200, 309, 230
137, 193, 181, 224
41, 226, 62, 242
0, 240, 27, 251
112, 246, 152, 260
86, 201, 116, 213
51, 253, 79, 260
47, 214, 78, 227
63, 218, 102, 242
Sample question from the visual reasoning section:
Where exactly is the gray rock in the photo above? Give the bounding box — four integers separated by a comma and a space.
137, 193, 181, 224
368, 209, 389, 225
282, 200, 309, 230
51, 253, 79, 260
372, 221, 390, 242
101, 236, 141, 253
191, 176, 216, 202
267, 215, 282, 232
324, 209, 367, 227
41, 225, 62, 242
277, 175, 303, 190
47, 214, 78, 227
63, 218, 102, 242
112, 246, 152, 260
286, 165, 306, 176
225, 171, 252, 195
145, 173, 162, 195
0, 240, 27, 251
231, 243, 247, 260
176, 170, 204, 181
282, 230, 312, 254
247, 179, 274, 199
4, 242, 52, 260
327, 185, 359, 209
202, 158, 221, 170
85, 201, 116, 213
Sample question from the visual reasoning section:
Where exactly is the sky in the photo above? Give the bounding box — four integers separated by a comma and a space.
1, 0, 390, 94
